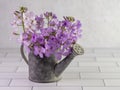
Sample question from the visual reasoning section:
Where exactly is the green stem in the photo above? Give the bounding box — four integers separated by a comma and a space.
21, 12, 25, 33
47, 17, 50, 27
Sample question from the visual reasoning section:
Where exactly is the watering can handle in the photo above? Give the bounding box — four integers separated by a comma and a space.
20, 44, 28, 65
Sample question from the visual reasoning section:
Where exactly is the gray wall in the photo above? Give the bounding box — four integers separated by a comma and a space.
0, 0, 120, 48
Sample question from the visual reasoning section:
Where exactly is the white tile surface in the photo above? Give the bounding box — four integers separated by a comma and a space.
80, 53, 112, 58
57, 79, 104, 86
6, 53, 21, 58
62, 72, 80, 79
113, 53, 120, 57
83, 87, 120, 90
0, 73, 28, 79
10, 79, 56, 86
83, 48, 94, 53
100, 67, 120, 72
116, 63, 120, 66
33, 87, 82, 90
16, 66, 28, 72
0, 48, 120, 89
68, 62, 79, 67
0, 57, 21, 62
64, 67, 99, 73
74, 57, 96, 62
0, 79, 11, 86
0, 62, 27, 67
0, 53, 6, 57
94, 48, 120, 53
0, 48, 20, 53
0, 66, 17, 73
0, 87, 31, 90
96, 57, 120, 62
79, 62, 117, 66
104, 79, 120, 86
81, 73, 120, 79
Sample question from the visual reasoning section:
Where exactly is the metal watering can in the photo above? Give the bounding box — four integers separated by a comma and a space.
20, 43, 84, 83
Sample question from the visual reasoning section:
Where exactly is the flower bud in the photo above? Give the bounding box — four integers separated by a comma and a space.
14, 11, 22, 19
63, 16, 75, 22
20, 6, 28, 13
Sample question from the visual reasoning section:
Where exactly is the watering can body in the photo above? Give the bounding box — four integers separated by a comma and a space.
20, 44, 84, 83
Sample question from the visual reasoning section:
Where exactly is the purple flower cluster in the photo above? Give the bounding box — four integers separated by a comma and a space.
11, 7, 82, 60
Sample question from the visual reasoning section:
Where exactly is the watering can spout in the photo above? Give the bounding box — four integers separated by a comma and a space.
54, 44, 84, 77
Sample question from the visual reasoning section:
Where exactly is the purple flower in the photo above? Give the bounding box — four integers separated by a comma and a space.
11, 9, 82, 60
23, 11, 36, 31
55, 51, 62, 60
34, 46, 45, 58
35, 14, 44, 30
44, 12, 57, 19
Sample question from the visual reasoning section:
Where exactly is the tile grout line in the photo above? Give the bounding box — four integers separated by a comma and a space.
94, 57, 97, 62
56, 81, 57, 86
112, 53, 115, 58
98, 66, 101, 72
15, 66, 19, 73
31, 86, 33, 90
81, 86, 83, 90
116, 62, 119, 67
103, 79, 106, 86
4, 52, 8, 57
56, 81, 58, 86
92, 48, 95, 53
8, 79, 12, 86
77, 62, 79, 67
79, 72, 81, 79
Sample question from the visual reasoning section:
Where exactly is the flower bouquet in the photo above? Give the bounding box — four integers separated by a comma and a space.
11, 7, 84, 83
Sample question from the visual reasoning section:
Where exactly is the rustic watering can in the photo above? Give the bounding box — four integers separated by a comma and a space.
20, 43, 84, 83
